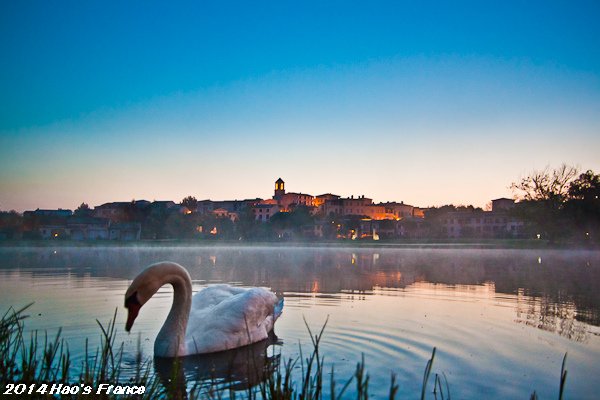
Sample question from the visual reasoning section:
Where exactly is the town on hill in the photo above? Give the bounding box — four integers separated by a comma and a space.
1, 167, 598, 245
1, 178, 524, 242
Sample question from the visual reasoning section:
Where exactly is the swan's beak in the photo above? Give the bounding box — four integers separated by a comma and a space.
125, 292, 141, 332
125, 304, 140, 332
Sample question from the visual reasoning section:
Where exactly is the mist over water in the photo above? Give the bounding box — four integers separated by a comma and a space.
1, 246, 599, 399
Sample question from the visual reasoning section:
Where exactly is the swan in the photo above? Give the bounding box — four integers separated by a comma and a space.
124, 261, 283, 357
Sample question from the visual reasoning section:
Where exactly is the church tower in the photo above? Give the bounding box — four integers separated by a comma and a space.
274, 178, 285, 199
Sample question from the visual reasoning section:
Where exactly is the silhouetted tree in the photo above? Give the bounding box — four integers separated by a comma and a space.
74, 202, 92, 217
235, 209, 260, 240
181, 196, 198, 212
122, 200, 146, 222
568, 170, 600, 201
0, 210, 23, 239
565, 170, 600, 244
142, 204, 170, 239
510, 164, 581, 243
339, 215, 363, 239
164, 213, 205, 239
269, 205, 315, 239
511, 164, 578, 206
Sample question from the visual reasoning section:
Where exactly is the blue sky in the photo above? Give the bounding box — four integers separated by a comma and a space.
1, 1, 599, 211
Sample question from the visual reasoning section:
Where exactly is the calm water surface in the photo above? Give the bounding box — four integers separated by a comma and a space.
0, 246, 599, 399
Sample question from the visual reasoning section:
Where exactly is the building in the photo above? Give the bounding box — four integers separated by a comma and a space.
32, 216, 141, 241
212, 208, 239, 222
23, 209, 73, 218
203, 199, 261, 214
38, 224, 69, 239
68, 217, 110, 240
212, 200, 243, 213
272, 178, 314, 211
322, 195, 374, 217
274, 178, 285, 199
314, 194, 340, 209
23, 209, 72, 239
197, 200, 215, 214
93, 201, 150, 222
439, 199, 524, 238
252, 204, 281, 222
147, 201, 177, 212
109, 222, 142, 241
492, 198, 516, 211
381, 202, 418, 219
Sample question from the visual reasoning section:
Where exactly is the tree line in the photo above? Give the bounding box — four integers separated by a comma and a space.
1, 165, 598, 244
510, 165, 599, 243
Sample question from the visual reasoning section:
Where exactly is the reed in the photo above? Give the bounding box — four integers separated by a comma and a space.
0, 305, 569, 399
1, 305, 162, 399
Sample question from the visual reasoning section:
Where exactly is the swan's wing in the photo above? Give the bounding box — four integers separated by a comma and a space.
186, 287, 279, 354
191, 284, 247, 311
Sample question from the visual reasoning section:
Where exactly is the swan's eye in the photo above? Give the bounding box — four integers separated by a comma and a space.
125, 292, 140, 308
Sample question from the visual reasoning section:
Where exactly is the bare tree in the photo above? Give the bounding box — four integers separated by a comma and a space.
511, 164, 579, 204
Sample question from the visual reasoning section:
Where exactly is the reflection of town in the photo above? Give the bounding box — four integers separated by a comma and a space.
514, 289, 588, 342
1, 248, 599, 341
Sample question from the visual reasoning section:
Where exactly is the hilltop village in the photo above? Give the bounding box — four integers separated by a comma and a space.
4, 178, 524, 241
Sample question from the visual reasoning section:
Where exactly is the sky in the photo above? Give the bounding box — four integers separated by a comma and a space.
1, 1, 599, 212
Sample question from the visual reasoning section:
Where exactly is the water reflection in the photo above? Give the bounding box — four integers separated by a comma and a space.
1, 246, 600, 399
1, 247, 598, 334
515, 292, 588, 342
153, 334, 280, 397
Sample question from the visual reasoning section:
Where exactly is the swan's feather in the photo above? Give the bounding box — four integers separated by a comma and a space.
184, 285, 280, 354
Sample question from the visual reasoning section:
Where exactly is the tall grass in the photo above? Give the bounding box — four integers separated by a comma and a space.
0, 305, 568, 399
1, 304, 161, 399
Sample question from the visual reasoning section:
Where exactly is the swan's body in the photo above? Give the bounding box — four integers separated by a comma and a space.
124, 262, 283, 358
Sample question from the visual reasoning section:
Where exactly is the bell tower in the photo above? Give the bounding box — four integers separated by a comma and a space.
274, 178, 285, 199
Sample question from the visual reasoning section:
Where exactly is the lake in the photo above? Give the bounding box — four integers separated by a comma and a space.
1, 245, 599, 399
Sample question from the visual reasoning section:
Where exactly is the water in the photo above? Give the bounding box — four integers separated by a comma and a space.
1, 245, 599, 399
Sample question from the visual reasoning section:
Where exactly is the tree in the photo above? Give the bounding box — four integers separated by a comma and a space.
181, 196, 198, 212
142, 205, 169, 239
0, 210, 23, 239
511, 164, 578, 206
164, 213, 205, 239
269, 206, 315, 240
123, 200, 146, 222
235, 208, 260, 240
510, 164, 579, 242
74, 202, 91, 217
565, 170, 600, 244
568, 170, 600, 201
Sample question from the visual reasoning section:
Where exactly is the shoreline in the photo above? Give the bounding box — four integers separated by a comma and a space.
0, 238, 597, 250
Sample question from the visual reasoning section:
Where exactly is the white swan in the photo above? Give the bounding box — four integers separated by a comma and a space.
124, 262, 283, 358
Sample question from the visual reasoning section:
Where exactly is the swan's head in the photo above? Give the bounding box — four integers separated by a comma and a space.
124, 262, 180, 332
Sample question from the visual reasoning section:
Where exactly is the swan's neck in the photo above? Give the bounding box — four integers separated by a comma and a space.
154, 271, 192, 357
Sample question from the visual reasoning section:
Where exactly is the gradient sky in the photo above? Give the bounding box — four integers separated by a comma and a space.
1, 1, 599, 212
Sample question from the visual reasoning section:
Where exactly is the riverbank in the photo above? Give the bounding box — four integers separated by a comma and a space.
0, 237, 597, 250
